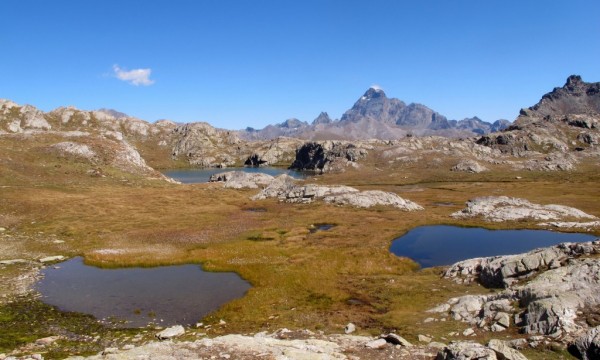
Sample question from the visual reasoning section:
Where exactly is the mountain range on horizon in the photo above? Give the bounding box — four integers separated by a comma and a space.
239, 87, 511, 141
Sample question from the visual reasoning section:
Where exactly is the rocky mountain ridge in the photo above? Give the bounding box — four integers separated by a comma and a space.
476, 75, 600, 158
1, 75, 598, 176
238, 87, 511, 140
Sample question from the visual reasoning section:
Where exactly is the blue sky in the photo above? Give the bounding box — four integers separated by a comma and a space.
1, 1, 599, 129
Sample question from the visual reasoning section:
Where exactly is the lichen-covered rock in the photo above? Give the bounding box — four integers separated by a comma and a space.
451, 196, 596, 222
573, 326, 600, 360
50, 142, 97, 160
437, 341, 498, 360
208, 171, 274, 189
251, 177, 423, 211
156, 325, 185, 340
451, 160, 488, 173
290, 141, 368, 173
323, 190, 424, 210
433, 240, 600, 341
487, 339, 528, 360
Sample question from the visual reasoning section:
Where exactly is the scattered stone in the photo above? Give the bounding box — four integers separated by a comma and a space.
381, 333, 412, 347
428, 341, 447, 350
494, 312, 510, 328
539, 220, 600, 229
437, 341, 498, 359
35, 336, 61, 346
462, 328, 475, 337
424, 317, 435, 323
102, 347, 119, 355
0, 227, 6, 231
39, 255, 65, 263
491, 323, 506, 332
344, 323, 355, 334
418, 334, 432, 343
508, 338, 528, 349
0, 259, 27, 265
451, 160, 488, 173
156, 325, 185, 340
487, 339, 528, 360
219, 319, 227, 325
365, 338, 388, 349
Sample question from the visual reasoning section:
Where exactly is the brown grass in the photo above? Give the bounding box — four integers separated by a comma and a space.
0, 133, 598, 357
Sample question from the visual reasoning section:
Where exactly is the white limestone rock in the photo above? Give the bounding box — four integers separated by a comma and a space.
156, 325, 185, 340
451, 196, 596, 222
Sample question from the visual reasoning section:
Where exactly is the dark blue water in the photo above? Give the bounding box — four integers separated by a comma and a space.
163, 167, 305, 184
36, 257, 251, 327
390, 225, 596, 268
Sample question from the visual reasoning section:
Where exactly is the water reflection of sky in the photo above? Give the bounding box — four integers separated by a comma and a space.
36, 257, 251, 327
390, 225, 596, 268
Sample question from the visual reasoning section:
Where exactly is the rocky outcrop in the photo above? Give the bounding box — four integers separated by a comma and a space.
243, 137, 303, 166
451, 196, 597, 222
323, 190, 424, 211
251, 175, 423, 210
208, 171, 274, 189
572, 326, 600, 360
171, 123, 242, 167
67, 330, 428, 360
451, 160, 488, 173
431, 240, 600, 345
50, 142, 97, 161
525, 75, 600, 118
443, 241, 600, 287
476, 76, 600, 163
436, 341, 498, 360
290, 141, 369, 173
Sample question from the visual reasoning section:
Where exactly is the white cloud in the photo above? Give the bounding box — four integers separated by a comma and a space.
113, 65, 155, 86
370, 84, 383, 91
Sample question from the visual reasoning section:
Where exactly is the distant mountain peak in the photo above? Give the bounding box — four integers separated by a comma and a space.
278, 118, 308, 129
312, 112, 332, 125
362, 87, 387, 100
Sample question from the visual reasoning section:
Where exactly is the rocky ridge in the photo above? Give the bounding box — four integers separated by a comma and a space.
476, 75, 600, 162
451, 196, 597, 222
250, 175, 423, 210
430, 240, 600, 351
238, 87, 510, 141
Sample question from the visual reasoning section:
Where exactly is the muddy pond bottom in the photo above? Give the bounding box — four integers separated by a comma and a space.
36, 257, 251, 327
390, 225, 596, 268
163, 166, 306, 184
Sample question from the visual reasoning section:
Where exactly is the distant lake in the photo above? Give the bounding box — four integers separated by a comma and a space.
163, 167, 306, 184
36, 257, 251, 327
390, 225, 596, 268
